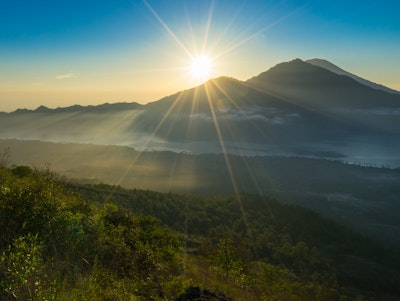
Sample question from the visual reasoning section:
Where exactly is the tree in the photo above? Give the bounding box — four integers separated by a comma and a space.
213, 238, 244, 283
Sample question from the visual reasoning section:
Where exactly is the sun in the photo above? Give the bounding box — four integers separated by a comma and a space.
189, 55, 213, 81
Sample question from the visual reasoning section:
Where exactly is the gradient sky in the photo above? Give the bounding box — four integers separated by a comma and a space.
1, 0, 399, 112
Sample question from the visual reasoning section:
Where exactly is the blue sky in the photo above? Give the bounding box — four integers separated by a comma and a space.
1, 0, 399, 111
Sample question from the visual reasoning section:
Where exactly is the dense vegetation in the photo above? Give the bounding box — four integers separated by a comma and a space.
1, 165, 400, 300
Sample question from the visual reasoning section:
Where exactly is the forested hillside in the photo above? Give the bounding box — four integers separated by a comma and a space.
1, 165, 400, 300
3, 139, 400, 248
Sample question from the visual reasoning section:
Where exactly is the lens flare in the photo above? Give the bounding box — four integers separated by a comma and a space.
189, 55, 212, 81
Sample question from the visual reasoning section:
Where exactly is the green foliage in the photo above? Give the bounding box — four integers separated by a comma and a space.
0, 166, 183, 300
73, 182, 400, 300
1, 165, 400, 300
56, 263, 141, 301
213, 238, 244, 282
11, 165, 33, 178
0, 166, 93, 272
0, 233, 56, 301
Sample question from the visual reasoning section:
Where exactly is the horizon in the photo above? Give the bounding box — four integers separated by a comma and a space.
1, 0, 400, 112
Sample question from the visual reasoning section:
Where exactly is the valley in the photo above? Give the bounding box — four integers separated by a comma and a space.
2, 58, 400, 250
2, 139, 400, 249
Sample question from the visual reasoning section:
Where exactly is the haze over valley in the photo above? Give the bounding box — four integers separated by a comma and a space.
3, 0, 400, 299
2, 58, 400, 250
2, 59, 400, 167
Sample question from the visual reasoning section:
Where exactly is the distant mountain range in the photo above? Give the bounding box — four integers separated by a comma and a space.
2, 59, 400, 246
1, 58, 400, 167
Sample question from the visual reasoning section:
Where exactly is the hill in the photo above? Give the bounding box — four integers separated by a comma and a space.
1, 164, 400, 300
2, 139, 400, 248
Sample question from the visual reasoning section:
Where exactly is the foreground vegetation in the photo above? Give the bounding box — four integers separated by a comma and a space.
1, 165, 400, 300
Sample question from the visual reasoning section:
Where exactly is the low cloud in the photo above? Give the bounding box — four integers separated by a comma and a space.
329, 107, 400, 116
56, 73, 74, 80
189, 107, 300, 125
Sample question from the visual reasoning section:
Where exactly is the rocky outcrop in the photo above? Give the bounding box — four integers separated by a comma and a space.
175, 286, 232, 301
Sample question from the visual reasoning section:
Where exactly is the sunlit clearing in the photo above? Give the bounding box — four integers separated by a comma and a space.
189, 55, 213, 82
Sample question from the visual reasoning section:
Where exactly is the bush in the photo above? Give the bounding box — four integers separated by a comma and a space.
0, 234, 56, 300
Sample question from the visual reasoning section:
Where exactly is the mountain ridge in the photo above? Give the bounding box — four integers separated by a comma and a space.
1, 58, 400, 167
6, 102, 143, 115
2, 58, 399, 114
306, 58, 400, 95
246, 58, 400, 109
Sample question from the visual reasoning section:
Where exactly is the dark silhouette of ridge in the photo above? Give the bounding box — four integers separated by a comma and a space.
8, 102, 143, 115
306, 58, 400, 95
145, 75, 289, 113
1, 58, 399, 165
246, 59, 400, 109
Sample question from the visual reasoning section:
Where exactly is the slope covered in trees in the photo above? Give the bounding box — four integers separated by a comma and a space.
1, 165, 400, 300
2, 139, 400, 248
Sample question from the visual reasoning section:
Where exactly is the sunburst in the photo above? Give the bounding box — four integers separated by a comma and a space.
189, 55, 213, 82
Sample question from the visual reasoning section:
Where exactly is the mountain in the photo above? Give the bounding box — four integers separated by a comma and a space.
2, 59, 400, 300
133, 76, 356, 147
246, 58, 400, 109
1, 59, 400, 166
245, 59, 400, 164
2, 58, 400, 249
306, 58, 400, 95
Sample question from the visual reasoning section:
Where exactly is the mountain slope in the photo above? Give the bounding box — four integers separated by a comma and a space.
2, 138, 400, 248
306, 58, 400, 95
245, 59, 400, 153
246, 59, 400, 109
1, 59, 400, 166
132, 76, 358, 146
2, 164, 400, 300
0, 76, 358, 151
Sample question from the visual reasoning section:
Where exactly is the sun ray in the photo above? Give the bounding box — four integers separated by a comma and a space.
202, 1, 246, 56
185, 82, 201, 142
211, 4, 306, 62
183, 4, 199, 56
211, 79, 273, 141
96, 1, 318, 268
202, 0, 215, 54
204, 83, 236, 191
107, 90, 187, 195
214, 17, 284, 60
133, 0, 306, 251
206, 79, 279, 232
142, 0, 193, 58
203, 81, 254, 244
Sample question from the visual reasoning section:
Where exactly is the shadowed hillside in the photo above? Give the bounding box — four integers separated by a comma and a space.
1, 165, 400, 300
246, 59, 400, 109
306, 58, 400, 95
2, 139, 400, 248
